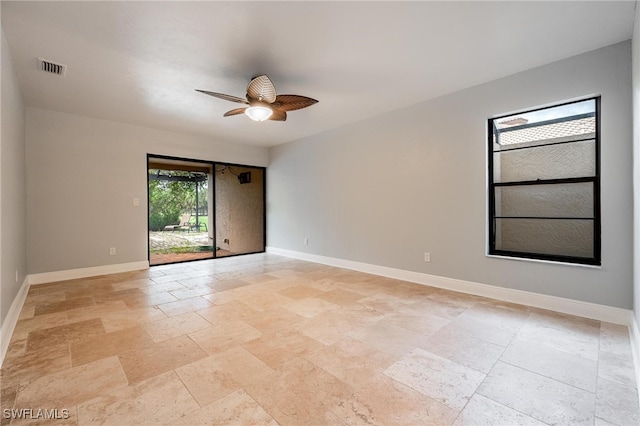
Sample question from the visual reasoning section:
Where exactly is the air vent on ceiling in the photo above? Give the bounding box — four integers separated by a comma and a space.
37, 58, 67, 76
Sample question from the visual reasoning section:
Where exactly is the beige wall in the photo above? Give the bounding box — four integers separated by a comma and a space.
25, 108, 268, 274
215, 166, 264, 255
0, 24, 27, 325
268, 41, 633, 309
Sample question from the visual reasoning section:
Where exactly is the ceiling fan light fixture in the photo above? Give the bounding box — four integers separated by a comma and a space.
245, 105, 272, 122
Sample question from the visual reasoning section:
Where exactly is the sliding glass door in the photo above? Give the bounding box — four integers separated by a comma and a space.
147, 155, 265, 265
214, 164, 265, 257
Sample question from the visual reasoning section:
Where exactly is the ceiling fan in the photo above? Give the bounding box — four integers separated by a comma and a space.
196, 75, 318, 122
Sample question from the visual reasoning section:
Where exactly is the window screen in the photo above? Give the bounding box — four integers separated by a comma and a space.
488, 97, 600, 265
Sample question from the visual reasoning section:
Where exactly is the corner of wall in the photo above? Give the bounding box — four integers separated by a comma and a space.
0, 276, 29, 367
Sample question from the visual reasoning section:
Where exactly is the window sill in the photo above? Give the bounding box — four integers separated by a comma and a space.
485, 254, 602, 269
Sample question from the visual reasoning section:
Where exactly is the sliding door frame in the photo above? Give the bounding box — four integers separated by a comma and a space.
146, 153, 266, 266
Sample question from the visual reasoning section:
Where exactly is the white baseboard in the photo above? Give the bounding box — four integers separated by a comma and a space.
267, 247, 632, 326
0, 277, 30, 367
28, 261, 149, 286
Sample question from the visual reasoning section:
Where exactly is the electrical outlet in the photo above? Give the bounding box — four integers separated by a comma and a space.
109, 247, 116, 256
133, 197, 140, 206
15, 270, 19, 283
304, 238, 309, 246
424, 252, 431, 262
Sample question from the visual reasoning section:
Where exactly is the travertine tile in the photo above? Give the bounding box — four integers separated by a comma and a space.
1, 343, 71, 388
349, 319, 424, 357
357, 293, 414, 315
277, 284, 324, 300
139, 281, 186, 295
176, 347, 273, 407
313, 288, 366, 306
595, 377, 640, 425
176, 276, 217, 288
65, 301, 129, 324
529, 308, 601, 337
440, 305, 525, 347
196, 300, 259, 325
110, 278, 157, 292
478, 361, 595, 425
0, 385, 18, 425
172, 389, 278, 425
285, 297, 340, 318
409, 297, 467, 320
294, 307, 381, 345
501, 338, 597, 392
144, 311, 212, 342
156, 296, 213, 317
242, 273, 279, 285
123, 290, 178, 309
189, 320, 262, 354
202, 286, 254, 305
384, 309, 452, 335
245, 357, 353, 426
306, 337, 395, 387
77, 370, 199, 425
100, 306, 167, 333
169, 286, 215, 300
453, 394, 547, 426
17, 304, 36, 320
174, 356, 241, 408
12, 312, 68, 341
34, 296, 94, 316
26, 318, 105, 352
516, 320, 600, 361
3, 338, 27, 361
384, 348, 485, 411
243, 306, 306, 334
70, 326, 155, 366
118, 335, 207, 384
14, 356, 128, 409
241, 291, 293, 312
429, 288, 486, 308
243, 329, 323, 368
209, 278, 252, 292
22, 290, 66, 306
598, 350, 637, 389
421, 326, 505, 373
349, 375, 458, 426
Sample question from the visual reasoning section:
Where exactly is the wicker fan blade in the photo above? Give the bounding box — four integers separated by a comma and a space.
246, 75, 277, 103
196, 90, 249, 104
273, 94, 318, 112
223, 107, 248, 117
269, 109, 287, 121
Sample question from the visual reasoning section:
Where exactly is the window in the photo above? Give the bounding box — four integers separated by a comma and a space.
488, 97, 600, 265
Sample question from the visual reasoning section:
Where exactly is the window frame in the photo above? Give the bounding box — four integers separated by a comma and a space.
487, 96, 601, 266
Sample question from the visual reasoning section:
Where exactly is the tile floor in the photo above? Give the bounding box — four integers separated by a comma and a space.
1, 253, 638, 425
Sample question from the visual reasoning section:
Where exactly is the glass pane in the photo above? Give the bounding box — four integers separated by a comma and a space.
494, 182, 593, 218
215, 165, 264, 257
493, 98, 596, 147
493, 139, 595, 183
148, 164, 213, 266
494, 218, 594, 258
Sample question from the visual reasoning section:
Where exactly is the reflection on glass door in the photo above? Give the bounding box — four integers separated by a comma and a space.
214, 164, 265, 257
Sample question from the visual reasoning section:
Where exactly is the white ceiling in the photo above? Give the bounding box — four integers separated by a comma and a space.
1, 1, 636, 148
